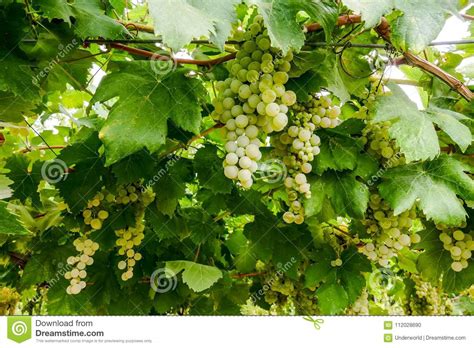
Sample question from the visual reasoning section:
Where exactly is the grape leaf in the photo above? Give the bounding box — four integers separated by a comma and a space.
111, 150, 157, 185
313, 120, 365, 174
249, 0, 337, 54
148, 0, 239, 50
425, 106, 472, 152
165, 260, 223, 292
92, 64, 206, 165
0, 201, 29, 236
344, 0, 456, 51
374, 84, 440, 162
316, 282, 349, 314
379, 155, 474, 226
343, 0, 393, 28
416, 226, 474, 292
4, 156, 42, 206
153, 159, 193, 216
0, 50, 39, 100
0, 91, 37, 122
34, 0, 127, 38
307, 247, 370, 314
56, 131, 106, 213
305, 171, 369, 219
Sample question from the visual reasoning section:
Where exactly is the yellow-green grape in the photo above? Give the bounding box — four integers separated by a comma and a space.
362, 121, 405, 167
65, 237, 99, 295
276, 94, 342, 224
214, 15, 297, 189
361, 193, 419, 265
438, 228, 473, 272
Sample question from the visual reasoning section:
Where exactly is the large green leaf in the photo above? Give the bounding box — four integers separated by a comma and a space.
0, 201, 29, 235
425, 106, 472, 152
34, 0, 127, 38
379, 155, 474, 226
92, 64, 206, 165
165, 260, 223, 292
149, 0, 239, 50
305, 171, 369, 219
374, 84, 440, 162
249, 0, 337, 54
307, 247, 370, 314
344, 0, 456, 51
4, 156, 42, 206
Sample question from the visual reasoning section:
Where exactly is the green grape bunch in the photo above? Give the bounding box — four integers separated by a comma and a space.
407, 275, 452, 315
64, 237, 99, 295
361, 121, 405, 167
212, 14, 297, 189
437, 226, 473, 272
272, 94, 342, 224
362, 193, 420, 266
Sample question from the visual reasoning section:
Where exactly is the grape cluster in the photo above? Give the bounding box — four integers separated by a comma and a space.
362, 121, 405, 167
116, 221, 145, 281
112, 184, 153, 281
212, 15, 297, 189
256, 261, 320, 315
65, 237, 99, 295
83, 192, 110, 230
346, 289, 369, 315
407, 275, 452, 315
437, 226, 473, 272
362, 193, 420, 266
272, 95, 341, 224
0, 287, 20, 315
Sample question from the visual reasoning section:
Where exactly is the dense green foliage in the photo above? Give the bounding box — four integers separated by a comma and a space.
0, 0, 473, 315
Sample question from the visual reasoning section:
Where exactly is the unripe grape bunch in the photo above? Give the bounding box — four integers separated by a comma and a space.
212, 14, 297, 189
272, 94, 342, 224
437, 226, 473, 272
82, 191, 110, 231
64, 237, 99, 295
361, 121, 405, 167
362, 193, 420, 266
116, 220, 145, 281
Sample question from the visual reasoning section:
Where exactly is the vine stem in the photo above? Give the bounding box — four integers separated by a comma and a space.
109, 43, 236, 67
18, 145, 66, 153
